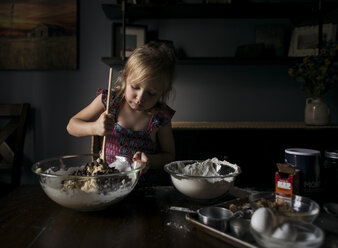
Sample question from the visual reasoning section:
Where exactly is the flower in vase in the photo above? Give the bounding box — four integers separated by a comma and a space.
288, 41, 338, 97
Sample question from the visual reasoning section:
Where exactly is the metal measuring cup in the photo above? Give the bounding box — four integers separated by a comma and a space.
197, 206, 234, 232
170, 206, 234, 232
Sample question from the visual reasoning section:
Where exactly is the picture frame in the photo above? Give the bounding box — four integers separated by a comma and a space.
0, 0, 78, 70
288, 23, 337, 57
255, 24, 289, 57
113, 23, 147, 58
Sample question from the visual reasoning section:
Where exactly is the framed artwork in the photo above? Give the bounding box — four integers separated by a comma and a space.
255, 24, 289, 57
113, 23, 147, 58
288, 23, 337, 57
0, 0, 78, 70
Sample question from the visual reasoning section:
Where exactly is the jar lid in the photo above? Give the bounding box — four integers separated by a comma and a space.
285, 148, 320, 156
325, 150, 338, 159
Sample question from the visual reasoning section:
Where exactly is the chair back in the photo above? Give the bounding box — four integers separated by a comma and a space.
0, 103, 30, 186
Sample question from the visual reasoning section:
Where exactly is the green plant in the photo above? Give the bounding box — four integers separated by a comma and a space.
288, 41, 338, 97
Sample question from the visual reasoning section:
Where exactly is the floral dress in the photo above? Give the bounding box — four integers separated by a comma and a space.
97, 89, 175, 163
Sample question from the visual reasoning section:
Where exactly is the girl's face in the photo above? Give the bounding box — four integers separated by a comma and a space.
125, 75, 165, 112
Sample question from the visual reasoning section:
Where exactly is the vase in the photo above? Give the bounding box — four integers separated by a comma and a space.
304, 97, 331, 125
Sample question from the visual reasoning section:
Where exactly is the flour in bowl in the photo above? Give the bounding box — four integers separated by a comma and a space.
177, 157, 240, 180
166, 158, 241, 200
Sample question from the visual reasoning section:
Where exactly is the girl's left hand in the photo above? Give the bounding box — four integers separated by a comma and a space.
133, 152, 149, 174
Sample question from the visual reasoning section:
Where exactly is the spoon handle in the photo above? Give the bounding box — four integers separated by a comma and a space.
101, 67, 114, 162
169, 206, 197, 214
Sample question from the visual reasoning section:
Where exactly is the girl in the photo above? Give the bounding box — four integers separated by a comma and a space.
67, 41, 176, 172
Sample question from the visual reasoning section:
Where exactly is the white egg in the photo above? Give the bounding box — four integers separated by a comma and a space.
250, 207, 276, 235
272, 222, 297, 241
297, 232, 317, 241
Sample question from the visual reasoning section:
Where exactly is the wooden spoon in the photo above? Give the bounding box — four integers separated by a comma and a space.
100, 67, 114, 164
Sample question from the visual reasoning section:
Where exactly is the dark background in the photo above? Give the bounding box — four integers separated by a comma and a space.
0, 0, 338, 186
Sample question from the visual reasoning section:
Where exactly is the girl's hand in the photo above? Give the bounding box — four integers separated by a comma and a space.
94, 112, 114, 136
133, 152, 149, 173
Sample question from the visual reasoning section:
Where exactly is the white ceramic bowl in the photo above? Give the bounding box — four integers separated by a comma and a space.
164, 159, 241, 200
32, 154, 145, 211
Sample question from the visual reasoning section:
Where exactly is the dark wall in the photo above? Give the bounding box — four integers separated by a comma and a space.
173, 127, 338, 189
0, 0, 337, 185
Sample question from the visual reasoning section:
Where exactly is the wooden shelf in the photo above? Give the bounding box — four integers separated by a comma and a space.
101, 57, 124, 67
102, 3, 324, 20
172, 121, 338, 130
101, 56, 302, 66
175, 57, 302, 65
101, 2, 337, 67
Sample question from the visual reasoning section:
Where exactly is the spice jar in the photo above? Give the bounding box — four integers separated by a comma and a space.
322, 150, 338, 203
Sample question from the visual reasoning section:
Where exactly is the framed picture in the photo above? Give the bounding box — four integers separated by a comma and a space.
113, 23, 147, 58
255, 24, 289, 57
0, 0, 78, 70
288, 23, 337, 57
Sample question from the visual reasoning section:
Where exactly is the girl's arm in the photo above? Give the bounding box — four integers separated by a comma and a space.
146, 122, 175, 170
66, 94, 114, 137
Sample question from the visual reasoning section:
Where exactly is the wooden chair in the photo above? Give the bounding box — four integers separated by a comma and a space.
0, 103, 30, 191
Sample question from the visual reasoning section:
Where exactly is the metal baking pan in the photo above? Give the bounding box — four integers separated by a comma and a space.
185, 197, 258, 248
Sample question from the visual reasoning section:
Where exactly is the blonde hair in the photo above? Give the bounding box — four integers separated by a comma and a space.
114, 41, 176, 103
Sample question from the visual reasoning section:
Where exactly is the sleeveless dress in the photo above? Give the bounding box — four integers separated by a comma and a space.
97, 89, 175, 163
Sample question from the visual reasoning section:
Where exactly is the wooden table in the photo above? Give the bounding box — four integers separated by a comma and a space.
0, 186, 245, 248
1, 186, 337, 248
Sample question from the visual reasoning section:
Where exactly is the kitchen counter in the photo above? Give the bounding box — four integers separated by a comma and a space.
172, 122, 338, 189
0, 186, 337, 248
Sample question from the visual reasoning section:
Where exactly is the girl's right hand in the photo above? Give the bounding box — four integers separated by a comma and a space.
94, 112, 114, 136
133, 152, 149, 174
